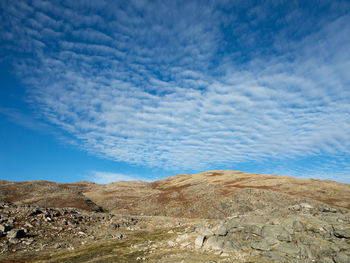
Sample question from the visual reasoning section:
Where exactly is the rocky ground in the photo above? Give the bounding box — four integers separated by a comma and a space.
0, 200, 349, 262
0, 171, 349, 262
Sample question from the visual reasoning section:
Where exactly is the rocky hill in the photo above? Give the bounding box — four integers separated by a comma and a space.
86, 170, 350, 218
0, 170, 349, 262
3, 170, 348, 218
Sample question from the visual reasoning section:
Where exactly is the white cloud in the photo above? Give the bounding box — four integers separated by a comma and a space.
1, 1, 350, 180
88, 171, 148, 184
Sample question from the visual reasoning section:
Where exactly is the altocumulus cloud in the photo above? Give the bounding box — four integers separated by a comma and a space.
1, 1, 350, 178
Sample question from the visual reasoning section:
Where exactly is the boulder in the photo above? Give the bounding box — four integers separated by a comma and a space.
217, 226, 228, 236
244, 224, 262, 236
334, 253, 350, 263
292, 220, 306, 232
261, 225, 291, 242
322, 207, 337, 213
251, 241, 271, 251
275, 243, 299, 257
203, 236, 224, 251
195, 235, 205, 249
7, 229, 26, 239
333, 227, 350, 239
196, 226, 213, 236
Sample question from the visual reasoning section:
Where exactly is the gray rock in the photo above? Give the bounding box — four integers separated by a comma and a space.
7, 229, 26, 239
195, 235, 205, 249
262, 225, 292, 242
300, 203, 314, 210
293, 221, 306, 232
333, 227, 350, 239
322, 207, 337, 213
203, 236, 224, 251
8, 238, 20, 244
251, 241, 271, 251
319, 243, 336, 258
185, 226, 195, 233
222, 240, 236, 252
322, 225, 333, 238
197, 226, 213, 236
217, 226, 228, 236
320, 258, 335, 263
334, 253, 350, 263
299, 245, 313, 259
264, 251, 288, 262
275, 243, 299, 257
244, 224, 262, 236
262, 236, 279, 246
289, 203, 313, 211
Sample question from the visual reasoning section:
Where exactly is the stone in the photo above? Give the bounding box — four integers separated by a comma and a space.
244, 224, 262, 236
8, 238, 20, 244
195, 235, 205, 249
275, 243, 299, 257
289, 204, 301, 211
24, 222, 33, 228
197, 226, 213, 236
300, 203, 314, 210
322, 207, 337, 213
176, 234, 189, 243
222, 241, 236, 252
320, 257, 334, 263
251, 241, 271, 251
299, 244, 313, 259
217, 225, 228, 236
185, 226, 195, 233
203, 236, 224, 251
0, 224, 11, 232
333, 227, 350, 239
334, 253, 350, 263
261, 225, 291, 242
29, 209, 42, 216
262, 236, 279, 246
7, 229, 26, 239
264, 251, 287, 262
293, 220, 306, 232
167, 240, 176, 247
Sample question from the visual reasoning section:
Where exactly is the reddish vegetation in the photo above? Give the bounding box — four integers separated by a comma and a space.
1, 170, 349, 217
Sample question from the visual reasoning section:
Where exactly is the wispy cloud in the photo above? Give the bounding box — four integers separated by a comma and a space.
0, 106, 50, 132
88, 171, 149, 184
1, 1, 350, 180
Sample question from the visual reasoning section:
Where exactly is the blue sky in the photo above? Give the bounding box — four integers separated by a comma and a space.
1, 0, 350, 184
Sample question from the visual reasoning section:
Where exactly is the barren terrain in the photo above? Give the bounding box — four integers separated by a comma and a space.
0, 170, 349, 262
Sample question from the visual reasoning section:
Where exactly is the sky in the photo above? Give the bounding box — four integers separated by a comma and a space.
0, 0, 350, 184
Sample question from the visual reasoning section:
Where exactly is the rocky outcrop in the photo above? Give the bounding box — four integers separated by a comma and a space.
190, 203, 350, 262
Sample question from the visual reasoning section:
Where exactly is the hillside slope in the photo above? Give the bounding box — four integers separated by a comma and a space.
84, 170, 350, 218
1, 170, 349, 218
